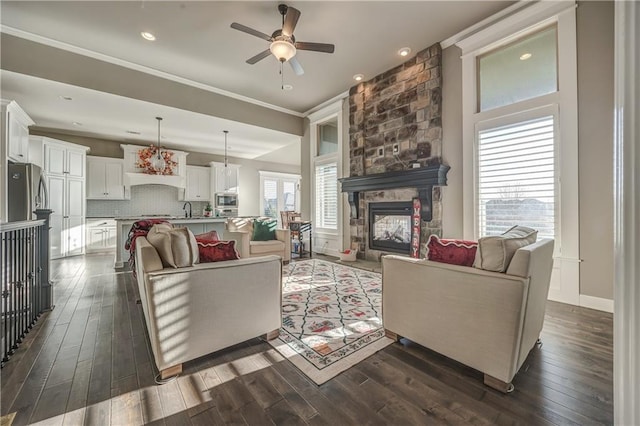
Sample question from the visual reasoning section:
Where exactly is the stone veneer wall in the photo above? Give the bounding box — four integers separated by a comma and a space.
348, 43, 444, 260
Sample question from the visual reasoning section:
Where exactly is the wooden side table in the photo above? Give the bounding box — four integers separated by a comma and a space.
289, 221, 312, 259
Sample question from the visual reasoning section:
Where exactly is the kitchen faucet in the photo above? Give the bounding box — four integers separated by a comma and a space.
183, 201, 192, 218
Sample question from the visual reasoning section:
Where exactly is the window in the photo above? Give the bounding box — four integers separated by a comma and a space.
314, 163, 337, 229
259, 172, 300, 220
477, 115, 555, 238
478, 26, 558, 111
318, 122, 338, 156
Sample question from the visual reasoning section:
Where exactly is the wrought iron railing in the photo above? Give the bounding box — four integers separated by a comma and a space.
1, 210, 52, 367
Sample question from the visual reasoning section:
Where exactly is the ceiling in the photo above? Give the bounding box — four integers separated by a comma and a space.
0, 1, 514, 162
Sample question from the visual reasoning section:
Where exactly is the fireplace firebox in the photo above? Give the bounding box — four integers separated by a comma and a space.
368, 202, 412, 254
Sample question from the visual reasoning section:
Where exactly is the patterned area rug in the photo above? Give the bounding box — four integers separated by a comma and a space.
269, 259, 393, 385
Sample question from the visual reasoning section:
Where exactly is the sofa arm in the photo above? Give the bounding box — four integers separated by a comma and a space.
225, 230, 250, 258
381, 255, 530, 383
275, 229, 291, 262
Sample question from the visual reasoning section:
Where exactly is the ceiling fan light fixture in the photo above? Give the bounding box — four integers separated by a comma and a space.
270, 39, 296, 62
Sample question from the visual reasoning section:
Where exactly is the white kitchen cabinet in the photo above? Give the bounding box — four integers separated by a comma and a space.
87, 156, 124, 199
2, 100, 34, 163
211, 162, 240, 194
41, 137, 89, 258
86, 219, 116, 253
182, 166, 211, 201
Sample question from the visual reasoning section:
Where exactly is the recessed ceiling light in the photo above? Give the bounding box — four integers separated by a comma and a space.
520, 53, 532, 61
282, 84, 294, 91
126, 130, 141, 135
353, 74, 364, 82
59, 95, 73, 101
398, 47, 412, 57
141, 31, 156, 41
72, 122, 82, 126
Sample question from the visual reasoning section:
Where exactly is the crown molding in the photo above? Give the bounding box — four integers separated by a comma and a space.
0, 25, 305, 118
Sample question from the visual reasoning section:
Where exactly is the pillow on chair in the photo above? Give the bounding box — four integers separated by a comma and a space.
426, 235, 478, 267
474, 225, 538, 272
146, 224, 199, 268
252, 218, 277, 241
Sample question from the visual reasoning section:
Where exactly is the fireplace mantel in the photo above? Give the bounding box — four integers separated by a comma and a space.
339, 164, 450, 221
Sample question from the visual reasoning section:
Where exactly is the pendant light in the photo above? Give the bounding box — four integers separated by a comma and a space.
150, 117, 166, 174
223, 130, 230, 191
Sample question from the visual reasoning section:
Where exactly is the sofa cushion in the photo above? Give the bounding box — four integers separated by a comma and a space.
252, 218, 277, 241
226, 217, 253, 233
474, 225, 538, 272
198, 240, 240, 263
426, 235, 478, 267
146, 224, 199, 268
250, 240, 285, 255
195, 230, 219, 242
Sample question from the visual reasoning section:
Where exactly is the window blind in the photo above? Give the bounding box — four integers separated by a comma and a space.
315, 163, 338, 229
263, 179, 278, 217
283, 181, 296, 211
477, 116, 555, 238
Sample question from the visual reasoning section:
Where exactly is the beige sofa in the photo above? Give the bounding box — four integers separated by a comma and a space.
225, 217, 291, 263
135, 236, 282, 379
382, 238, 554, 392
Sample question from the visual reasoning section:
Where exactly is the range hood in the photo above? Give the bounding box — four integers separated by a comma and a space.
124, 172, 185, 189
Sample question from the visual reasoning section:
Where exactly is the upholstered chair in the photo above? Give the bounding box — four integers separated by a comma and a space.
225, 217, 291, 263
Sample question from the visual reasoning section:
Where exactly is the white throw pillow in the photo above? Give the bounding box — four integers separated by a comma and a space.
474, 225, 538, 272
146, 224, 199, 268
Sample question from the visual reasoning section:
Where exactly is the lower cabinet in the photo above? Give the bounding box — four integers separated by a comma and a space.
86, 219, 116, 253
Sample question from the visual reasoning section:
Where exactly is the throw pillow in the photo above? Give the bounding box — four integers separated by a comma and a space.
474, 225, 538, 272
195, 230, 220, 243
425, 235, 478, 267
146, 224, 199, 268
252, 218, 277, 241
198, 240, 240, 263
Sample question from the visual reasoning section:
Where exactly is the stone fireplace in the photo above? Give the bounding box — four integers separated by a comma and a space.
343, 42, 446, 261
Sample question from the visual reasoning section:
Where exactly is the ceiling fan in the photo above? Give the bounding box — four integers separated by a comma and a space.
230, 4, 335, 76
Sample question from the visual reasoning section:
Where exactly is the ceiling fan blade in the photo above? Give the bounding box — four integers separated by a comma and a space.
289, 57, 304, 76
246, 49, 272, 64
282, 6, 301, 37
295, 41, 335, 54
230, 22, 272, 42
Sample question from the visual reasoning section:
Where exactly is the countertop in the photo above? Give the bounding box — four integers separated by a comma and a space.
113, 216, 227, 223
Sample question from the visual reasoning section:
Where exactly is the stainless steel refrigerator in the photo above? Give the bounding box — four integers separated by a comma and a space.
7, 163, 49, 222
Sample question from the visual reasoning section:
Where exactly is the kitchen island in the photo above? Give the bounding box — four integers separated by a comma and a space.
114, 216, 228, 268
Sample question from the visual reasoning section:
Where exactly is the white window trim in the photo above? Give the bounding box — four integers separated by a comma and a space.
457, 1, 580, 305
310, 100, 344, 239
258, 171, 301, 220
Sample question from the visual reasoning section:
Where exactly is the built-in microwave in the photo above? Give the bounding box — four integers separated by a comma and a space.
215, 193, 238, 208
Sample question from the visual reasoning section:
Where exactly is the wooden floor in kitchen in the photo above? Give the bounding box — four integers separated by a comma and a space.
1, 254, 613, 425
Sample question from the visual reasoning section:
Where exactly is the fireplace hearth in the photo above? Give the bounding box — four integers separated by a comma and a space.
368, 202, 412, 254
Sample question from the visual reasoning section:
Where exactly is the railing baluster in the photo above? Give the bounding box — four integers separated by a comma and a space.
0, 216, 50, 367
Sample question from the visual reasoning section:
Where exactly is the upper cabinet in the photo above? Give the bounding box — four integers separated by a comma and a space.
211, 162, 240, 194
2, 100, 34, 163
87, 156, 125, 200
182, 165, 211, 201
40, 138, 86, 178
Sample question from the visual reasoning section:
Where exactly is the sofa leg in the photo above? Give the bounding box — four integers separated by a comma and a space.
160, 364, 182, 380
384, 329, 400, 341
484, 374, 514, 393
263, 329, 280, 340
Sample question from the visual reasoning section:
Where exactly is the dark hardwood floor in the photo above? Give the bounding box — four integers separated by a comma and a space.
1, 254, 613, 425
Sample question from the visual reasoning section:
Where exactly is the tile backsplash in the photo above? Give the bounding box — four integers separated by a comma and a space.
87, 184, 208, 218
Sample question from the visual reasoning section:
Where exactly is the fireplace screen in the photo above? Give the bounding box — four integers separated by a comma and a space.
368, 202, 412, 253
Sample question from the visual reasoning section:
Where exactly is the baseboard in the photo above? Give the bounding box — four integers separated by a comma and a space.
579, 294, 614, 313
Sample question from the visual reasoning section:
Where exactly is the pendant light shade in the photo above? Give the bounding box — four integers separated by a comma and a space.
151, 117, 166, 174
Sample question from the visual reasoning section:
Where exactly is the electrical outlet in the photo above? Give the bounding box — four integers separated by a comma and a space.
377, 147, 384, 157
393, 143, 399, 154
